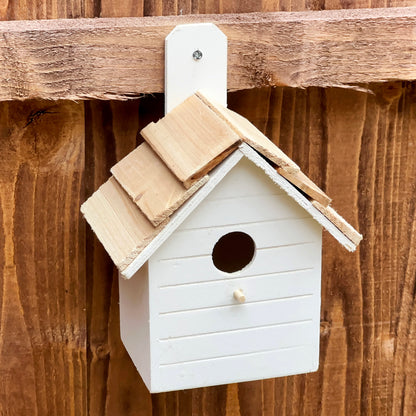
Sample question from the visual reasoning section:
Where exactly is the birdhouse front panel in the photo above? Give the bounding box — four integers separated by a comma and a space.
125, 156, 322, 392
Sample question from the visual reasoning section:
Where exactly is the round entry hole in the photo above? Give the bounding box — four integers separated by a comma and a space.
212, 232, 255, 273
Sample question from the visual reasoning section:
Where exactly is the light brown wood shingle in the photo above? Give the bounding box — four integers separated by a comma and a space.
111, 143, 208, 226
312, 200, 362, 247
81, 177, 164, 270
277, 168, 332, 207
141, 94, 241, 187
196, 92, 300, 174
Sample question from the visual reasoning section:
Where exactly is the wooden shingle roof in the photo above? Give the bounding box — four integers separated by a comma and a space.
81, 92, 362, 278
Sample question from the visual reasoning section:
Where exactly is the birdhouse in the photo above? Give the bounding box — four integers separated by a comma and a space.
81, 92, 362, 393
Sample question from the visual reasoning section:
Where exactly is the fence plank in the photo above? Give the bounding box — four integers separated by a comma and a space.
0, 100, 87, 415
0, 7, 415, 100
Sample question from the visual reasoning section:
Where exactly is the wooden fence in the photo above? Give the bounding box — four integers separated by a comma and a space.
0, 1, 415, 415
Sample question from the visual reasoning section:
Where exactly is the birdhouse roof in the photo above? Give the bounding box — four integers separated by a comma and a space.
81, 92, 362, 279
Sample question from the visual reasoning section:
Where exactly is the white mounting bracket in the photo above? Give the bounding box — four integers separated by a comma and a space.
165, 23, 227, 115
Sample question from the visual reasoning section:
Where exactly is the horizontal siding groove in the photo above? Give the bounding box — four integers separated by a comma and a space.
205, 191, 285, 202
256, 242, 315, 252
159, 241, 316, 262
178, 215, 312, 232
158, 294, 313, 316
159, 344, 313, 367
158, 267, 314, 289
157, 295, 317, 338
158, 318, 313, 341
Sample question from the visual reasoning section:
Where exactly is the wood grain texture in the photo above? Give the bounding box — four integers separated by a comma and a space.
196, 92, 300, 174
111, 143, 208, 226
85, 99, 154, 416
81, 176, 167, 270
312, 200, 362, 245
141, 94, 240, 186
277, 168, 332, 206
221, 81, 416, 416
1, 0, 415, 415
91, 86, 416, 415
0, 2, 91, 416
0, 7, 416, 100
0, 0, 90, 20
0, 100, 87, 415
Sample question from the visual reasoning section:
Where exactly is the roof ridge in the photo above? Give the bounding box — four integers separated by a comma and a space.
195, 91, 300, 175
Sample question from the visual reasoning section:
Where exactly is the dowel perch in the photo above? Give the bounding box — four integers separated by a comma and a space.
233, 289, 246, 303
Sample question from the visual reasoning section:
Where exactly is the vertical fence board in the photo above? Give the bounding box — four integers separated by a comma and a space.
0, 1, 415, 415
85, 100, 153, 416
0, 100, 87, 415
0, 3, 92, 415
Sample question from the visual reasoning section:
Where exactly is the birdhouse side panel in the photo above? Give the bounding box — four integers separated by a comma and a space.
147, 157, 322, 392
119, 264, 152, 390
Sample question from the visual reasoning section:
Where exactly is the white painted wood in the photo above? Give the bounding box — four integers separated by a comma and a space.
178, 156, 307, 230
204, 158, 284, 201
158, 319, 315, 364
165, 23, 227, 114
141, 153, 323, 391
156, 344, 318, 392
154, 242, 321, 287
156, 294, 317, 339
118, 145, 327, 392
158, 269, 319, 313
155, 217, 318, 260
178, 194, 308, 229
116, 26, 350, 390
118, 266, 152, 391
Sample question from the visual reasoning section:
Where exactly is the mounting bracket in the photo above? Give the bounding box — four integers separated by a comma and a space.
164, 23, 227, 114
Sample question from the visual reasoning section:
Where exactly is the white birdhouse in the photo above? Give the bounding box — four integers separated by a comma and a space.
81, 92, 362, 393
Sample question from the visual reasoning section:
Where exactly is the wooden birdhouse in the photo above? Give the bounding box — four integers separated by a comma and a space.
81, 92, 362, 393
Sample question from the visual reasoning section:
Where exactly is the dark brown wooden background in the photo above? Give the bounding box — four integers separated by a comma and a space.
0, 1, 415, 415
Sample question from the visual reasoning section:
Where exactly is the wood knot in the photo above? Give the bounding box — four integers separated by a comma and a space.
243, 46, 274, 88
95, 344, 110, 360
320, 320, 331, 337
306, 0, 325, 10
374, 82, 404, 105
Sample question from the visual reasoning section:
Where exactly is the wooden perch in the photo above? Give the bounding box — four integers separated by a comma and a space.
0, 6, 415, 101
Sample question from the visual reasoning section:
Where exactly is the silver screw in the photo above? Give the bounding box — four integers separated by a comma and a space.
192, 50, 203, 61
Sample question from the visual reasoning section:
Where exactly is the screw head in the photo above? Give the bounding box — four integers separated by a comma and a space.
192, 50, 203, 61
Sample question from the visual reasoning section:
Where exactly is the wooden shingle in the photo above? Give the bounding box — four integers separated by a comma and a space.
141, 94, 241, 188
81, 177, 165, 271
277, 168, 332, 207
196, 92, 300, 174
312, 200, 362, 246
111, 143, 208, 226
